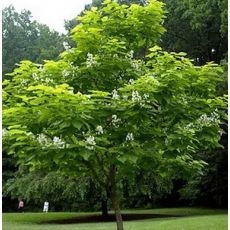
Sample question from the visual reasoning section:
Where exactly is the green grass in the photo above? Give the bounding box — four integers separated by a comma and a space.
3, 207, 228, 230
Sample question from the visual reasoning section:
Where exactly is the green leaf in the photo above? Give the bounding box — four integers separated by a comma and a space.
72, 120, 83, 130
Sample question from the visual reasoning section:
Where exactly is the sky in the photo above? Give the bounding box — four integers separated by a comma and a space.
2, 0, 93, 34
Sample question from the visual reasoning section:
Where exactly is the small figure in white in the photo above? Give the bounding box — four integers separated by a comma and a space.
18, 199, 24, 212
43, 201, 49, 213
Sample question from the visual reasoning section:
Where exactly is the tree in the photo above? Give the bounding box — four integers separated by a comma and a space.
161, 0, 227, 64
2, 5, 67, 211
3, 1, 226, 229
2, 5, 65, 77
64, 0, 146, 34
3, 169, 104, 211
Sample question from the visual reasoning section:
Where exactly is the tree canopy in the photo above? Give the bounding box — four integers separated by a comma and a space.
3, 1, 227, 229
2, 5, 65, 77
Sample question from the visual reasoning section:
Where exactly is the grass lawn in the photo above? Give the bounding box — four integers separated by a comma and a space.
3, 207, 227, 230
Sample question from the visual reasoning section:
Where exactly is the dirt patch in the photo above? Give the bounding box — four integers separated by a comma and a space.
43, 213, 183, 224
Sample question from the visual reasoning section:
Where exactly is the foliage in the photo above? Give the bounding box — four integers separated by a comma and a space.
2, 5, 65, 77
180, 134, 227, 208
161, 0, 228, 64
2, 1, 227, 229
64, 0, 146, 33
3, 169, 103, 211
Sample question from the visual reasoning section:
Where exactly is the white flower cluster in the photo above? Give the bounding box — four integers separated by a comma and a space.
21, 79, 29, 87
37, 134, 50, 146
32, 73, 39, 81
85, 136, 96, 150
130, 91, 150, 106
112, 89, 120, 99
96, 125, 103, 135
128, 79, 134, 84
127, 50, 134, 59
44, 78, 54, 84
183, 109, 220, 133
62, 70, 71, 77
111, 114, 121, 127
131, 60, 140, 70
132, 91, 142, 102
126, 132, 134, 141
86, 53, 97, 67
184, 123, 194, 130
63, 41, 71, 50
37, 134, 66, 149
197, 110, 220, 127
53, 136, 65, 149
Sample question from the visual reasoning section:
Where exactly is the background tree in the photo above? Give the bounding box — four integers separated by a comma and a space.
2, 5, 65, 77
64, 0, 227, 65
3, 169, 104, 212
161, 0, 227, 65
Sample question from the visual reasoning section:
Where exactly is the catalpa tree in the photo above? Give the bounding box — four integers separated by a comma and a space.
3, 1, 227, 230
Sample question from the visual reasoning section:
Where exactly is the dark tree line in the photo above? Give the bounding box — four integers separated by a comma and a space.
2, 5, 66, 78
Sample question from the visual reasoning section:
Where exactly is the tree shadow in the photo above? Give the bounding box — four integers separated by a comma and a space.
42, 213, 184, 224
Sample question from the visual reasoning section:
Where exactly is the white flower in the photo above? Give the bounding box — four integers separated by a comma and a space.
32, 73, 39, 81
111, 114, 121, 127
86, 53, 97, 67
63, 41, 71, 50
37, 134, 50, 146
112, 89, 120, 99
44, 78, 53, 84
185, 123, 194, 130
112, 114, 117, 120
132, 91, 142, 102
62, 70, 70, 77
127, 50, 134, 59
86, 136, 96, 145
128, 79, 134, 84
197, 112, 220, 127
126, 133, 134, 141
96, 126, 103, 135
131, 60, 139, 70
53, 136, 65, 149
85, 136, 96, 150
21, 79, 29, 87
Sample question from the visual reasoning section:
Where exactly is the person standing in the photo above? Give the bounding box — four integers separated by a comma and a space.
18, 199, 24, 212
43, 201, 49, 213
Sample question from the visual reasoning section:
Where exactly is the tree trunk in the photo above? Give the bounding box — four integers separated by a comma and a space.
111, 192, 124, 230
101, 199, 108, 217
110, 165, 124, 230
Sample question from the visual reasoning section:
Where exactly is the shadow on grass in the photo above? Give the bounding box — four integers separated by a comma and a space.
42, 213, 184, 224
